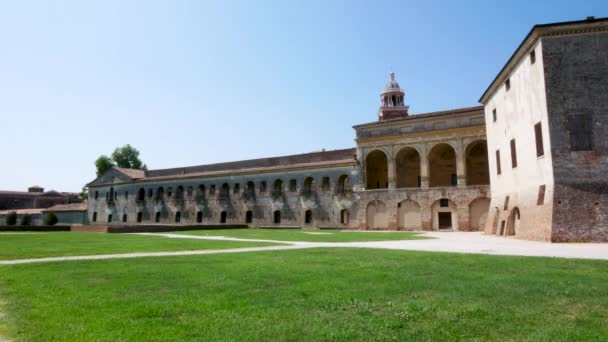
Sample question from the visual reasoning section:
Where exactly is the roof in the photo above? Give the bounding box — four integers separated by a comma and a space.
0, 208, 43, 215
353, 106, 484, 129
42, 203, 87, 212
0, 190, 78, 197
114, 167, 146, 179
479, 16, 608, 104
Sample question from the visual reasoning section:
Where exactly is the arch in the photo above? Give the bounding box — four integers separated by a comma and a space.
366, 200, 388, 229
337, 174, 350, 194
156, 187, 164, 200
366, 150, 388, 189
137, 211, 143, 223
340, 209, 349, 224
198, 185, 206, 198
221, 183, 229, 197
273, 179, 283, 195
196, 211, 203, 223
155, 212, 161, 223
147, 188, 153, 198
302, 177, 314, 195
122, 214, 127, 223
468, 197, 491, 231
431, 198, 458, 230
465, 140, 490, 185
245, 181, 255, 198
429, 143, 457, 187
245, 210, 253, 224
321, 177, 330, 191
176, 186, 184, 198
395, 147, 421, 188
175, 211, 181, 223
506, 207, 520, 236
220, 211, 227, 223
304, 209, 312, 224
397, 200, 421, 230
273, 210, 281, 224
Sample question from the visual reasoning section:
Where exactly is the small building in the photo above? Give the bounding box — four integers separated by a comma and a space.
42, 203, 88, 225
0, 186, 82, 211
0, 208, 44, 226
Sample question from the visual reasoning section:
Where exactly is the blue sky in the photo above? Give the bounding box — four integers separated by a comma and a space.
0, 0, 606, 192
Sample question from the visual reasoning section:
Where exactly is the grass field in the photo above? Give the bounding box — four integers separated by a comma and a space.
1, 247, 607, 341
172, 228, 429, 242
0, 232, 281, 260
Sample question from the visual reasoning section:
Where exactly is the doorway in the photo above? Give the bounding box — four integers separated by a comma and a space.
438, 212, 452, 229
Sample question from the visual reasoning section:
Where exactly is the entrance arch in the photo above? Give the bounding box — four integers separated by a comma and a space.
431, 198, 459, 230
397, 200, 421, 230
429, 143, 457, 187
395, 147, 421, 188
366, 200, 388, 229
366, 150, 388, 189
465, 140, 490, 185
468, 197, 490, 231
506, 207, 520, 236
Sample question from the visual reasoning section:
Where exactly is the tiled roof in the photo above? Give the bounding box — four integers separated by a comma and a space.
42, 203, 87, 212
114, 167, 146, 179
0, 208, 43, 215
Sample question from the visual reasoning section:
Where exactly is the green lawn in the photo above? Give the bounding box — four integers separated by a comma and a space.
1, 248, 607, 341
172, 228, 429, 242
0, 232, 281, 260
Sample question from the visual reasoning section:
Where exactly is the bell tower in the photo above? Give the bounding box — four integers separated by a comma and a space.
378, 72, 409, 121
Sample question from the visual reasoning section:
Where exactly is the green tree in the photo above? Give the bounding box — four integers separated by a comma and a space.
111, 144, 147, 170
95, 155, 115, 177
80, 186, 89, 200
44, 212, 58, 226
5, 212, 17, 226
19, 214, 31, 226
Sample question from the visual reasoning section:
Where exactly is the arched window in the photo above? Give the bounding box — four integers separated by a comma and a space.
176, 186, 184, 199
187, 186, 193, 198
137, 211, 143, 223
245, 181, 255, 198
305, 210, 312, 224
221, 183, 230, 199
366, 150, 388, 189
175, 211, 181, 223
273, 179, 283, 196
302, 177, 314, 195
245, 210, 253, 224
122, 214, 127, 223
137, 188, 145, 201
155, 212, 161, 223
337, 175, 350, 194
465, 140, 490, 185
322, 177, 330, 191
220, 211, 227, 223
289, 179, 297, 192
395, 147, 421, 188
198, 185, 206, 199
429, 144, 457, 187
340, 209, 349, 224
234, 183, 240, 194
196, 211, 203, 223
156, 187, 164, 200
273, 210, 281, 224
148, 189, 153, 198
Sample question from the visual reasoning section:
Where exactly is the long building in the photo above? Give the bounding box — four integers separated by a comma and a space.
86, 17, 608, 242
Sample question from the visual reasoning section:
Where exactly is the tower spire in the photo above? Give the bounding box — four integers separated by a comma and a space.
378, 72, 409, 121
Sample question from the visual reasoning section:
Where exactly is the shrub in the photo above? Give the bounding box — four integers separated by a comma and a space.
19, 214, 32, 226
44, 212, 59, 226
5, 212, 17, 226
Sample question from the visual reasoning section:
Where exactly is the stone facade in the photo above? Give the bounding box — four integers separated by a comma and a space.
0, 187, 81, 211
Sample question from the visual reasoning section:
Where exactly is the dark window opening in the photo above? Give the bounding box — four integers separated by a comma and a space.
496, 150, 502, 175
196, 211, 203, 223
233, 183, 240, 194
289, 179, 297, 192
122, 214, 127, 223
451, 174, 457, 186
92, 212, 97, 222
440, 199, 449, 207
245, 210, 253, 224
534, 122, 544, 157
530, 49, 536, 64
273, 211, 281, 224
125, 191, 128, 199
340, 209, 349, 224
167, 187, 173, 198
94, 191, 99, 200
417, 176, 422, 188
510, 139, 517, 168
505, 78, 511, 91
187, 186, 193, 198
492, 109, 497, 122
500, 220, 506, 235
137, 212, 143, 223
198, 185, 206, 198
305, 210, 312, 224
438, 213, 452, 229
569, 113, 593, 151
137, 188, 145, 201
148, 189, 153, 198
322, 177, 330, 191
107, 214, 113, 223
260, 181, 267, 192
220, 211, 227, 223
504, 196, 510, 210
537, 185, 546, 205
155, 212, 160, 223
175, 211, 181, 223
210, 185, 216, 195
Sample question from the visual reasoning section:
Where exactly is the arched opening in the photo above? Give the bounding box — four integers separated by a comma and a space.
155, 212, 160, 223
148, 189, 153, 198
176, 186, 184, 199
122, 214, 127, 223
469, 198, 490, 231
506, 207, 520, 236
107, 214, 113, 223
245, 210, 253, 224
245, 181, 255, 198
220, 211, 227, 223
366, 200, 388, 229
366, 150, 388, 189
304, 210, 312, 224
137, 188, 145, 201
198, 185, 206, 200
273, 179, 283, 196
322, 177, 330, 191
156, 187, 164, 200
465, 140, 490, 185
337, 175, 350, 194
302, 177, 314, 195
196, 211, 203, 223
137, 211, 143, 223
175, 211, 181, 223
221, 183, 230, 198
397, 200, 421, 230
395, 147, 421, 188
340, 209, 349, 224
274, 210, 281, 224
431, 198, 458, 230
429, 144, 457, 187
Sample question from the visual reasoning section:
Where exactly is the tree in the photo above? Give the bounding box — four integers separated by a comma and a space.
95, 145, 147, 178
44, 213, 58, 226
80, 186, 89, 200
5, 211, 17, 226
95, 155, 115, 177
19, 214, 31, 226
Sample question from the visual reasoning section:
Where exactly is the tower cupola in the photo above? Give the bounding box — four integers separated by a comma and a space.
378, 72, 409, 121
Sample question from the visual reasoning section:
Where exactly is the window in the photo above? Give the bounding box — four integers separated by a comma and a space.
305, 210, 312, 224
289, 179, 297, 192
322, 177, 330, 191
94, 191, 99, 200
500, 220, 506, 235
175, 211, 181, 223
210, 185, 216, 195
569, 113, 593, 151
137, 212, 143, 223
273, 210, 281, 224
92, 212, 97, 222
114, 192, 118, 200
122, 214, 127, 223
451, 174, 457, 187
496, 150, 502, 175
340, 209, 349, 224
537, 185, 546, 205
245, 210, 253, 224
492, 109, 497, 122
505, 78, 511, 91
198, 185, 206, 198
260, 181, 267, 192
125, 191, 128, 199
220, 211, 227, 223
107, 214, 113, 223
510, 139, 517, 168
504, 196, 509, 210
534, 122, 544, 157
234, 183, 240, 194
167, 187, 173, 198
530, 49, 536, 64
155, 212, 161, 223
187, 186, 193, 198
196, 211, 203, 223
148, 189, 153, 198
440, 199, 449, 207
137, 188, 145, 201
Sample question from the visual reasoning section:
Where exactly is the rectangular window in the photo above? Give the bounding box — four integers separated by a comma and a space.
496, 150, 502, 175
492, 109, 497, 122
504, 196, 509, 210
568, 113, 593, 151
534, 122, 544, 157
440, 199, 449, 207
92, 212, 97, 222
451, 174, 457, 186
530, 49, 536, 64
500, 220, 506, 235
505, 78, 511, 91
234, 183, 240, 194
510, 139, 517, 168
537, 185, 546, 205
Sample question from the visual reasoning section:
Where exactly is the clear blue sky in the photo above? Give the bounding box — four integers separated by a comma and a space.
1, 0, 606, 192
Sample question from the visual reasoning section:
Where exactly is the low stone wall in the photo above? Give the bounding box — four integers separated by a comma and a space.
72, 224, 248, 234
